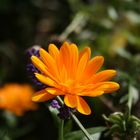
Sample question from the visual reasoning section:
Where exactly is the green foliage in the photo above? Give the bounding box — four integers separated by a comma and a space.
64, 127, 106, 140
0, 0, 140, 139
103, 112, 140, 139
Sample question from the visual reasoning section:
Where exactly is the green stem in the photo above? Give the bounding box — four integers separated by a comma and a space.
70, 112, 93, 140
56, 96, 93, 140
59, 12, 88, 41
127, 84, 133, 115
58, 120, 64, 140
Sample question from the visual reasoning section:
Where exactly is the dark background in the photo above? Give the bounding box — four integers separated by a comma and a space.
0, 0, 140, 139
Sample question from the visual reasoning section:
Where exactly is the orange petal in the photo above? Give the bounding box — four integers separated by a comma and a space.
48, 44, 59, 60
32, 89, 55, 102
35, 73, 57, 87
79, 47, 91, 60
60, 42, 79, 79
60, 42, 70, 65
89, 56, 104, 73
76, 52, 89, 81
91, 70, 117, 83
60, 65, 67, 82
95, 82, 120, 93
31, 56, 48, 76
31, 56, 58, 82
78, 90, 104, 97
83, 56, 104, 81
64, 95, 77, 108
101, 82, 120, 93
45, 88, 64, 95
39, 48, 60, 80
69, 43, 79, 78
40, 48, 55, 66
76, 96, 91, 115
59, 42, 70, 77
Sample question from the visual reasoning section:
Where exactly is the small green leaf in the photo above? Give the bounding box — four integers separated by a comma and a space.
64, 127, 106, 140
120, 94, 128, 104
82, 133, 101, 140
48, 105, 61, 127
115, 47, 132, 60
64, 120, 73, 134
0, 129, 11, 140
3, 111, 17, 128
127, 85, 139, 113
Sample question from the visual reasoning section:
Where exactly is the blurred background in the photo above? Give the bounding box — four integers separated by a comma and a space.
0, 0, 140, 140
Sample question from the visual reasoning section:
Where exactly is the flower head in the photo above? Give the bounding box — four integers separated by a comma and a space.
0, 83, 37, 116
31, 42, 119, 115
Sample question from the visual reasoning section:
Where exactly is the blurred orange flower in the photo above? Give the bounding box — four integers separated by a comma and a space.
0, 84, 37, 116
31, 42, 119, 115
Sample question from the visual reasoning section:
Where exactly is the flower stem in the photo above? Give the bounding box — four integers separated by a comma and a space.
56, 96, 93, 140
70, 112, 93, 140
58, 120, 64, 140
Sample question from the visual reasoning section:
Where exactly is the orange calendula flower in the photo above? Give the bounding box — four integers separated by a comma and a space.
0, 84, 37, 116
31, 42, 119, 115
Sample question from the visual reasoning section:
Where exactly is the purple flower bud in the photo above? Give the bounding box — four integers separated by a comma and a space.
26, 45, 47, 89
26, 45, 40, 57
58, 105, 71, 120
51, 100, 61, 109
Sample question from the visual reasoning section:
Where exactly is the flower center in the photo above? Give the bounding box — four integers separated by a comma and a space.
59, 79, 77, 94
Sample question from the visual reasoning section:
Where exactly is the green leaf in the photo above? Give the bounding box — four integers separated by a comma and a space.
125, 11, 140, 24
3, 111, 17, 128
108, 7, 118, 21
58, 120, 64, 140
115, 47, 132, 60
0, 129, 11, 140
109, 114, 122, 124
48, 105, 61, 128
127, 85, 139, 113
48, 106, 65, 140
120, 94, 128, 104
64, 127, 106, 140
82, 133, 101, 140
64, 120, 73, 134
0, 129, 7, 139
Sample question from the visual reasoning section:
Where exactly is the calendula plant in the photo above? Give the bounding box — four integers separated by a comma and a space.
28, 41, 120, 140
103, 112, 140, 140
103, 84, 140, 140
